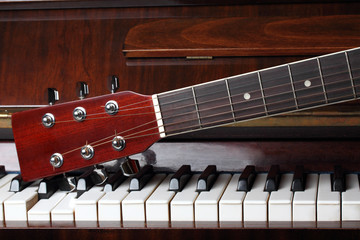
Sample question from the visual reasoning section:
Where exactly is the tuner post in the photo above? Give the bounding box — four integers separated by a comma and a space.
81, 145, 94, 160
50, 153, 63, 168
112, 136, 125, 151
42, 113, 55, 128
105, 100, 119, 115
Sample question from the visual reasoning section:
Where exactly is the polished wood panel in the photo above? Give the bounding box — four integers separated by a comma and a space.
1, 3, 360, 105
123, 16, 360, 58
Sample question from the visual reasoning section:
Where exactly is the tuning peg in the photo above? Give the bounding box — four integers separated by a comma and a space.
120, 157, 140, 177
47, 88, 59, 105
76, 81, 89, 99
107, 75, 119, 93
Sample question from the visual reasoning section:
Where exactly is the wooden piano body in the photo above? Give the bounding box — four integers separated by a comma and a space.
1, 0, 360, 239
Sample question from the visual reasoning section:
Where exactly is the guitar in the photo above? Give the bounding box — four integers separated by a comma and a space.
12, 47, 360, 181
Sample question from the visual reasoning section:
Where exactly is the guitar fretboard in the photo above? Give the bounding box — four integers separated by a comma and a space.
156, 48, 360, 136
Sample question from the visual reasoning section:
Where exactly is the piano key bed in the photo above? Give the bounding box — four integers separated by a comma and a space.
1, 164, 360, 229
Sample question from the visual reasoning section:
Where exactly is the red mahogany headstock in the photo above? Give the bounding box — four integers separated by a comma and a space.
12, 91, 161, 181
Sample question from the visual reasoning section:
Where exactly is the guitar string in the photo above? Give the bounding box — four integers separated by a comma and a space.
45, 65, 357, 123
60, 85, 357, 157
66, 91, 356, 156
51, 74, 357, 125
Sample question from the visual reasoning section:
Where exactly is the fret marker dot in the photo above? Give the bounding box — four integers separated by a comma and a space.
304, 80, 311, 87
244, 93, 251, 100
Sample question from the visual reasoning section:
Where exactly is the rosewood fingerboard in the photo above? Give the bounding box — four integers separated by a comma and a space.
157, 48, 360, 136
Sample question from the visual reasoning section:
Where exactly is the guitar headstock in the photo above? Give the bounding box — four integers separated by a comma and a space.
12, 91, 161, 181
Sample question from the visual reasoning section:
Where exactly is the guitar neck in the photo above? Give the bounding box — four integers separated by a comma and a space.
154, 47, 360, 137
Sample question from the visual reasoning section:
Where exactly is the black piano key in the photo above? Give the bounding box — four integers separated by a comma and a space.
9, 175, 32, 192
76, 169, 97, 198
196, 165, 218, 192
291, 165, 306, 192
331, 165, 345, 192
264, 165, 281, 192
237, 165, 256, 192
103, 169, 128, 192
0, 165, 6, 179
129, 165, 154, 191
169, 165, 192, 192
38, 175, 61, 199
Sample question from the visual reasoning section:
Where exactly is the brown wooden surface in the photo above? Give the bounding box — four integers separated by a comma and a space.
0, 3, 360, 106
11, 91, 160, 181
123, 16, 360, 58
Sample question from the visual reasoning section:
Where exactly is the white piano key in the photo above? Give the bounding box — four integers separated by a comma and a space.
342, 174, 360, 221
293, 174, 318, 221
219, 174, 246, 222
146, 174, 176, 222
75, 186, 105, 223
0, 182, 15, 222
4, 182, 39, 222
195, 174, 231, 222
122, 174, 166, 222
170, 174, 200, 222
27, 191, 67, 225
0, 174, 17, 189
51, 192, 77, 223
98, 179, 130, 223
243, 173, 269, 222
268, 174, 293, 222
317, 174, 340, 221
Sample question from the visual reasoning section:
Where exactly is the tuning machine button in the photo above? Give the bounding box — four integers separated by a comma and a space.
42, 113, 55, 128
47, 88, 59, 105
108, 75, 119, 93
76, 81, 89, 99
73, 107, 86, 122
105, 100, 119, 115
81, 145, 94, 160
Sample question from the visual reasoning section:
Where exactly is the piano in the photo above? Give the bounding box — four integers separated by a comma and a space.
1, 0, 360, 239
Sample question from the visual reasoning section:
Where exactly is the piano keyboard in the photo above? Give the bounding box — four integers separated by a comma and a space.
1, 165, 360, 228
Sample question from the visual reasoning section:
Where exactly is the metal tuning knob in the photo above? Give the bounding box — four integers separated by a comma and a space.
47, 88, 59, 105
120, 157, 140, 176
76, 81, 89, 99
108, 75, 119, 93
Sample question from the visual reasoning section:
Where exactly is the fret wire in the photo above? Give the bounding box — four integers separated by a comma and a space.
316, 57, 329, 104
257, 71, 268, 116
225, 79, 236, 122
191, 86, 202, 128
345, 51, 357, 98
287, 64, 299, 110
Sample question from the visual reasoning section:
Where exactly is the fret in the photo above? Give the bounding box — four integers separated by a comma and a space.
316, 58, 328, 104
290, 58, 326, 109
344, 51, 356, 98
287, 64, 299, 110
346, 48, 360, 97
158, 88, 201, 135
227, 72, 267, 121
257, 72, 269, 115
318, 52, 354, 103
193, 80, 234, 128
225, 79, 236, 121
259, 65, 297, 114
191, 87, 202, 128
